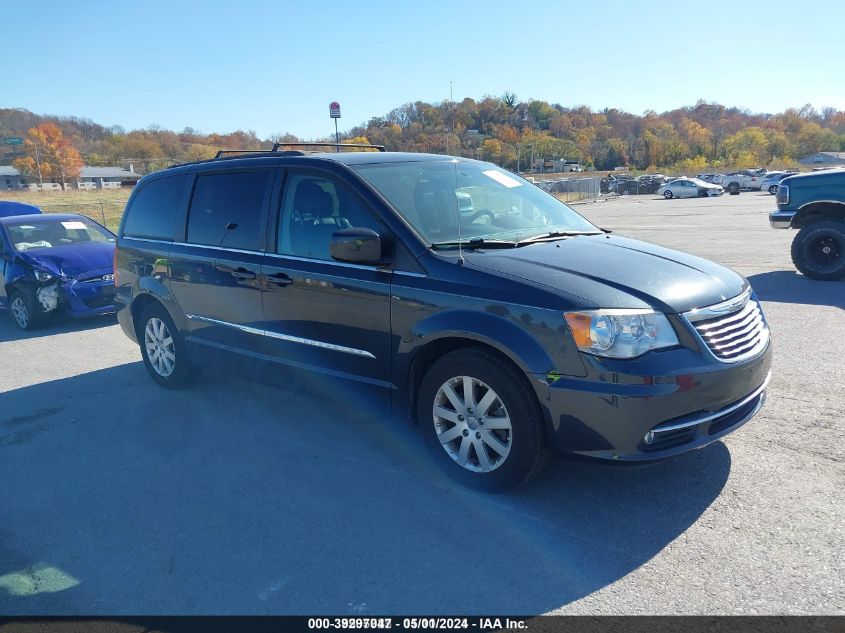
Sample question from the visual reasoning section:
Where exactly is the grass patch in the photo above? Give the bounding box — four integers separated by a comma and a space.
0, 189, 131, 232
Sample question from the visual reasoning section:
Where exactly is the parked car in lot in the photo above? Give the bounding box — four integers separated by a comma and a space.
0, 201, 42, 217
760, 171, 797, 195
697, 173, 723, 185
0, 213, 116, 329
600, 174, 635, 194
115, 146, 772, 491
617, 175, 670, 195
658, 177, 724, 198
770, 170, 845, 280
722, 169, 768, 191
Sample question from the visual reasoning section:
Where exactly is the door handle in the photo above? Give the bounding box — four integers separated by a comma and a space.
265, 272, 294, 287
231, 268, 256, 280
215, 263, 256, 279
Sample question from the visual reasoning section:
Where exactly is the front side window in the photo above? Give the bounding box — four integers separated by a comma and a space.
351, 160, 597, 245
6, 217, 115, 252
277, 173, 382, 261
187, 170, 272, 251
122, 174, 185, 240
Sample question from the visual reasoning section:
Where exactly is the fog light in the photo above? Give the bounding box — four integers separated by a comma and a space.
644, 431, 655, 445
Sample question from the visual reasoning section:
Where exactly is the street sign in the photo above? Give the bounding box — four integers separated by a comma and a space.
4, 137, 23, 145
329, 102, 341, 119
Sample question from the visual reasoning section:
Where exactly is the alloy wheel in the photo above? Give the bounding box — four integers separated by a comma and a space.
144, 317, 176, 377
432, 375, 512, 473
10, 297, 28, 329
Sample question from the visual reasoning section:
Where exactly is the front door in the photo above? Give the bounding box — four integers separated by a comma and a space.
168, 168, 275, 360
259, 170, 393, 407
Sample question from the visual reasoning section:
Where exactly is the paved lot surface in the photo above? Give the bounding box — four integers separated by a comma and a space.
1, 191, 842, 615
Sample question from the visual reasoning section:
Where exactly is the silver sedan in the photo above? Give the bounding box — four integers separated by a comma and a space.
657, 177, 724, 199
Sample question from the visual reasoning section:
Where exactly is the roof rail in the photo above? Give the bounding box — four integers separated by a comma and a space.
270, 142, 386, 153
212, 143, 385, 159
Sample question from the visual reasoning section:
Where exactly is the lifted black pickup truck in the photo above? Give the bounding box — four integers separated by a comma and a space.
769, 170, 845, 280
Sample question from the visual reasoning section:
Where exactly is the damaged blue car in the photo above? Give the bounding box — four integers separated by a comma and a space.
0, 213, 116, 330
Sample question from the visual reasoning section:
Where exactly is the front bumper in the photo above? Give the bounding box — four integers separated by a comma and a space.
530, 340, 773, 461
47, 276, 116, 318
769, 210, 795, 229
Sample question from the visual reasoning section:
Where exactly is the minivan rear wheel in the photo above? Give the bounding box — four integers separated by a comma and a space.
416, 348, 546, 492
138, 303, 200, 388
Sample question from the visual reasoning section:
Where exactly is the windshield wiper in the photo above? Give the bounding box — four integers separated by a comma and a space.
516, 230, 602, 245
431, 237, 518, 250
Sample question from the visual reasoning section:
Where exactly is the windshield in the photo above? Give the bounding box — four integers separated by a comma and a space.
351, 160, 598, 245
6, 216, 115, 252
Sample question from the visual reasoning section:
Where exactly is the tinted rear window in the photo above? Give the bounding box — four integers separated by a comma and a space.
187, 170, 272, 251
122, 175, 185, 240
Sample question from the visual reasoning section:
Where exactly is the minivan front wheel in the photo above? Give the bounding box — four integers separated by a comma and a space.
138, 303, 199, 388
417, 349, 546, 491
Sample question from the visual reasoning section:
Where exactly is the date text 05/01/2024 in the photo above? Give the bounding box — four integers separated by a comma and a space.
306, 618, 529, 630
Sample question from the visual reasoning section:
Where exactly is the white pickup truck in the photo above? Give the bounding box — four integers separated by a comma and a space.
721, 169, 768, 191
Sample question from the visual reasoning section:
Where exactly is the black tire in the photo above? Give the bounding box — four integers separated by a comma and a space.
416, 348, 547, 492
790, 220, 845, 281
663, 190, 673, 199
137, 302, 201, 389
8, 286, 48, 331
768, 185, 778, 195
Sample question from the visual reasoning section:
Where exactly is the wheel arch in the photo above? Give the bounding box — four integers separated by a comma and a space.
405, 335, 553, 439
793, 201, 845, 228
130, 291, 187, 340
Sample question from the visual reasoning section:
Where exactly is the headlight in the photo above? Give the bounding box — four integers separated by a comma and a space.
564, 309, 680, 358
34, 269, 54, 282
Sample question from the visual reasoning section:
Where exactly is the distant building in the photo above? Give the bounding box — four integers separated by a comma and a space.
0, 165, 141, 189
77, 166, 142, 188
1, 166, 23, 190
798, 152, 845, 167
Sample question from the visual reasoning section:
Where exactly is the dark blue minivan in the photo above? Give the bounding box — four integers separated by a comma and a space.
115, 147, 772, 490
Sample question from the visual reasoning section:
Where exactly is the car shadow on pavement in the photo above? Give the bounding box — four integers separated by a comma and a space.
0, 362, 731, 615
748, 271, 845, 309
0, 313, 116, 343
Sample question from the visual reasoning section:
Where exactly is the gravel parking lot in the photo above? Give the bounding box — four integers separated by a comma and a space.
0, 191, 842, 615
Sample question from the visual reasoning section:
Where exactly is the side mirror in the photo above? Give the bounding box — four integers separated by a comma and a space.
330, 227, 384, 265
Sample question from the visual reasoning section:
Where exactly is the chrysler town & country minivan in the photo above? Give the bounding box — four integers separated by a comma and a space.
115, 146, 772, 490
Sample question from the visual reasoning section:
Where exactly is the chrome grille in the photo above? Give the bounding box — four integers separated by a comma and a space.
686, 291, 769, 362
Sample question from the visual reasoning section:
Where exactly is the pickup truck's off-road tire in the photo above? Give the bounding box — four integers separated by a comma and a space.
791, 220, 845, 281
417, 348, 548, 492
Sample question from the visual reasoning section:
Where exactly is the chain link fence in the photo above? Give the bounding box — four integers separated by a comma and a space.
531, 176, 602, 203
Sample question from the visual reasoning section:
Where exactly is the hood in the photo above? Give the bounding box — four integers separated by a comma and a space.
465, 234, 746, 313
23, 242, 114, 279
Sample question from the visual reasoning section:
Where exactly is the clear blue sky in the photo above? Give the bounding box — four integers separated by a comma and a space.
4, 0, 843, 139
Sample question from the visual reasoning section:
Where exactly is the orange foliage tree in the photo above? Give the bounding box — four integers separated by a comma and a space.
12, 123, 83, 186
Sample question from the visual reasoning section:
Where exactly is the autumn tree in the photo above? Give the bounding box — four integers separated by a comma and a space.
12, 123, 83, 186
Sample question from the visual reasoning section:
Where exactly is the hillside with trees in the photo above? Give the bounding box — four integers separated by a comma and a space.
2, 97, 844, 175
